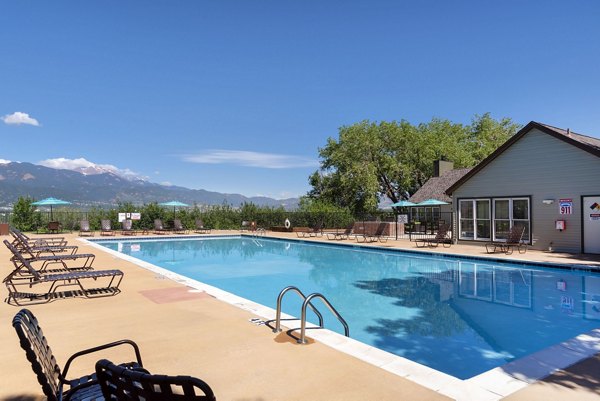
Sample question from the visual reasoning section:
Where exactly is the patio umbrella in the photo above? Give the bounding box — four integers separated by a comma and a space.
390, 200, 417, 207
159, 200, 190, 214
416, 199, 449, 206
32, 197, 71, 220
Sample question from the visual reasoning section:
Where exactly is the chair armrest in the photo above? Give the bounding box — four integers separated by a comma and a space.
61, 339, 143, 382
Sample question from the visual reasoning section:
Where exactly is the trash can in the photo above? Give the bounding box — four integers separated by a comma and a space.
0, 223, 9, 236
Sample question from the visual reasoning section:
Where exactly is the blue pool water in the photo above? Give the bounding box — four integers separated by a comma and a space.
97, 237, 600, 379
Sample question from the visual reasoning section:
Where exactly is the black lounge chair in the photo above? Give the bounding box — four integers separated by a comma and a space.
121, 219, 137, 236
10, 227, 68, 249
101, 219, 115, 236
296, 221, 324, 238
96, 359, 216, 401
3, 241, 122, 305
194, 219, 211, 234
13, 309, 144, 401
10, 227, 79, 256
173, 219, 188, 234
4, 239, 95, 274
356, 222, 388, 243
486, 226, 527, 255
79, 220, 94, 237
326, 223, 354, 240
415, 224, 451, 248
154, 219, 170, 234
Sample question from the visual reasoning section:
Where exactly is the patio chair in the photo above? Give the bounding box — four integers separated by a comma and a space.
240, 220, 250, 232
10, 227, 67, 248
3, 240, 95, 282
194, 219, 211, 234
415, 224, 451, 248
3, 241, 121, 305
154, 219, 170, 234
121, 219, 137, 236
486, 226, 527, 255
296, 221, 324, 238
326, 223, 354, 240
13, 309, 144, 401
79, 220, 94, 237
10, 227, 79, 256
100, 219, 115, 236
173, 219, 188, 234
356, 222, 388, 243
47, 221, 62, 234
96, 359, 216, 401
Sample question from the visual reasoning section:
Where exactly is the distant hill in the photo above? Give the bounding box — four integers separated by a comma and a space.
0, 162, 299, 209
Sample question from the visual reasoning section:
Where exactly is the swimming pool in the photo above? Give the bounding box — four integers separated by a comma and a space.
96, 236, 600, 379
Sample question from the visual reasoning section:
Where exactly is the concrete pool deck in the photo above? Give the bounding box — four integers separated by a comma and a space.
1, 230, 599, 400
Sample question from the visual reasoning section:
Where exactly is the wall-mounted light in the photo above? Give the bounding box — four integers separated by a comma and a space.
542, 199, 555, 205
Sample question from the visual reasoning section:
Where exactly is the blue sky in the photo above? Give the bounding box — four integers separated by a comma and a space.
1, 1, 599, 199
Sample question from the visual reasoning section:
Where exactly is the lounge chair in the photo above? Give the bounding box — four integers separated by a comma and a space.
10, 227, 79, 256
415, 224, 451, 248
326, 224, 354, 240
121, 219, 137, 236
154, 219, 170, 234
486, 226, 527, 255
10, 227, 67, 248
173, 219, 188, 234
13, 309, 144, 401
296, 221, 324, 238
356, 222, 388, 243
100, 219, 115, 236
3, 241, 122, 305
194, 219, 211, 234
79, 219, 94, 236
96, 359, 216, 401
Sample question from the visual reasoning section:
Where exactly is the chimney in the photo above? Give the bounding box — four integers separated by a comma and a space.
434, 160, 454, 177
567, 128, 571, 137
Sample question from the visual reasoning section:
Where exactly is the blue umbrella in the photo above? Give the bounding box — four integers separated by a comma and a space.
390, 200, 417, 207
32, 197, 71, 220
416, 199, 449, 206
159, 200, 190, 214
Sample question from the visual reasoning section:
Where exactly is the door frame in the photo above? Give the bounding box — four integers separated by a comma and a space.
581, 195, 600, 254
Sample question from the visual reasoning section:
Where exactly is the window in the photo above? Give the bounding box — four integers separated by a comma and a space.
459, 197, 530, 243
459, 199, 491, 240
493, 198, 530, 242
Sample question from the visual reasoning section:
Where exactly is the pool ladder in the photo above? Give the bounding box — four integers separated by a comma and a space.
273, 286, 349, 344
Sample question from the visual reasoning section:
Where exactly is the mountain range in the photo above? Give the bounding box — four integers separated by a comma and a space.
0, 162, 299, 209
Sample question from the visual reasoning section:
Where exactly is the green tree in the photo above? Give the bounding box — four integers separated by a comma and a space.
12, 196, 42, 231
309, 114, 520, 214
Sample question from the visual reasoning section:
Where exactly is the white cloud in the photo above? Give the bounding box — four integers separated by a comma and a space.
37, 157, 147, 181
160, 181, 172, 186
2, 112, 40, 126
0, 159, 11, 164
182, 150, 319, 169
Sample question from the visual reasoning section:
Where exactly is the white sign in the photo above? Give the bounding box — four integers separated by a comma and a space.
397, 214, 409, 224
131, 212, 141, 220
559, 198, 573, 215
118, 213, 126, 222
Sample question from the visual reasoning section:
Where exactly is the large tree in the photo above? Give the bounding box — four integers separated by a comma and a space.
308, 113, 520, 214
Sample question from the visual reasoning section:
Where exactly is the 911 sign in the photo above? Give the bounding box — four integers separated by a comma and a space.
559, 199, 573, 215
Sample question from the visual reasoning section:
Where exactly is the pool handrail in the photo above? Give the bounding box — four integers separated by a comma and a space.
273, 286, 324, 333
298, 292, 349, 344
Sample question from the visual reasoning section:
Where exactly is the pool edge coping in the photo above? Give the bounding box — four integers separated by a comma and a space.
83, 235, 600, 401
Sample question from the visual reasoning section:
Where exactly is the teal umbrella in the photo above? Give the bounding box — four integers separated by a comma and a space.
390, 200, 417, 207
416, 199, 449, 206
159, 200, 190, 214
32, 197, 71, 220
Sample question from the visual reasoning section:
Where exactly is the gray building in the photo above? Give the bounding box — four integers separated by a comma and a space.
446, 121, 600, 254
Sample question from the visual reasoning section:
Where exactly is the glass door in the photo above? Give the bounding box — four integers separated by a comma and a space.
459, 199, 491, 240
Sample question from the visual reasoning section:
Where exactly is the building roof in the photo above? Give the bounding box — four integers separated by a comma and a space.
446, 121, 600, 195
409, 168, 471, 203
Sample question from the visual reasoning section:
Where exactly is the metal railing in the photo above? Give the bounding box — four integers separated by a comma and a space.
273, 286, 349, 344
